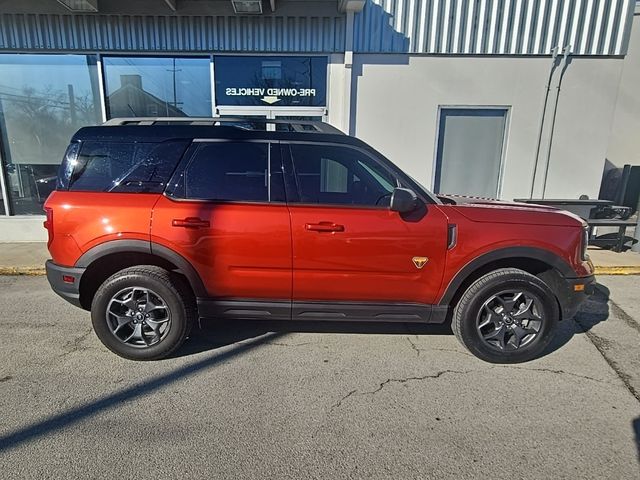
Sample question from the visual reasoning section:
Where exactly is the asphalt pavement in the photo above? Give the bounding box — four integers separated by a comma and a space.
0, 276, 638, 479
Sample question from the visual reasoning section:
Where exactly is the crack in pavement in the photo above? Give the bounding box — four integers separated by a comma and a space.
406, 337, 420, 356
266, 341, 314, 347
430, 347, 474, 357
405, 336, 473, 358
329, 370, 471, 413
584, 330, 639, 402
608, 301, 640, 336
575, 297, 640, 403
579, 328, 640, 403
494, 365, 616, 386
329, 363, 621, 414
363, 370, 472, 395
59, 329, 93, 357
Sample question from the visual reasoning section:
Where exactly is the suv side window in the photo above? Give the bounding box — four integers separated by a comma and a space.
289, 144, 397, 207
177, 142, 285, 202
66, 140, 188, 193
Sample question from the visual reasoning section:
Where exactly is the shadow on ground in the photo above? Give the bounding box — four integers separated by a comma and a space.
175, 318, 453, 358
0, 284, 612, 454
633, 417, 640, 464
178, 283, 611, 360
0, 330, 285, 453
543, 283, 610, 356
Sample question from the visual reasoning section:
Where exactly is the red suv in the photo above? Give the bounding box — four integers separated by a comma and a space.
44, 118, 594, 363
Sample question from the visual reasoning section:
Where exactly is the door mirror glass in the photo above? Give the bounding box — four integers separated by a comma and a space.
390, 187, 418, 213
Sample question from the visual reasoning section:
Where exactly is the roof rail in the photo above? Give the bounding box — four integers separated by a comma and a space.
102, 117, 345, 135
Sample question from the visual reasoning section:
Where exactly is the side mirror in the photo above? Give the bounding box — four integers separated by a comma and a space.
390, 187, 418, 213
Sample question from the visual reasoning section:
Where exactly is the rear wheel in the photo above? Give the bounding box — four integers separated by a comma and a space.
91, 266, 196, 360
452, 268, 559, 363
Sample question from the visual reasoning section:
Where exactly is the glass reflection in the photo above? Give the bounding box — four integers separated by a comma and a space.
0, 54, 102, 214
103, 56, 212, 118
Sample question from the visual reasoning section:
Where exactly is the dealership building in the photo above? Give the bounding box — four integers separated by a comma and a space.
1, 0, 639, 241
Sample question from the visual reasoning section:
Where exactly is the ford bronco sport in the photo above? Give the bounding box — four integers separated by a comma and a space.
44, 118, 595, 363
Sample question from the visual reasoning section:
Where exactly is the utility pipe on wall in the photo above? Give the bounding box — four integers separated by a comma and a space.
541, 45, 573, 198
529, 46, 560, 199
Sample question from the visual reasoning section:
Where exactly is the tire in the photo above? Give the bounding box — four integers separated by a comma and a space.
91, 266, 196, 361
452, 268, 559, 364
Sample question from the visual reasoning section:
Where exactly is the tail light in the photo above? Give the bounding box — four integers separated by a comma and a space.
43, 207, 54, 248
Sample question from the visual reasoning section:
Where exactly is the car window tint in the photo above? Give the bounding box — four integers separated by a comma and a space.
184, 142, 270, 202
289, 144, 397, 207
68, 140, 187, 193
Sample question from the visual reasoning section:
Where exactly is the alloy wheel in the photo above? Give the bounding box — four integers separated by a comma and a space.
476, 290, 544, 351
106, 287, 171, 348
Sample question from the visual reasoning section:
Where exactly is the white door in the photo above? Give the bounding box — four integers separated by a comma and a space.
434, 108, 508, 199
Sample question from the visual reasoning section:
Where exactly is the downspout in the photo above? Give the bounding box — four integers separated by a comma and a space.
338, 1, 365, 135
541, 45, 572, 198
529, 46, 560, 198
344, 9, 355, 134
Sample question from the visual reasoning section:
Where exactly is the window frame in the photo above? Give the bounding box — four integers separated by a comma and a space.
282, 141, 405, 210
164, 138, 286, 205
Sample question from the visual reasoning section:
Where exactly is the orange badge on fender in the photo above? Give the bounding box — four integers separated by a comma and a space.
412, 257, 429, 269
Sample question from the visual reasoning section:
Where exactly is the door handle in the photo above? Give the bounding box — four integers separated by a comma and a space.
172, 217, 210, 228
305, 222, 345, 233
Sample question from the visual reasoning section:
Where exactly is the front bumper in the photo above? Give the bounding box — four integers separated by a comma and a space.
45, 260, 85, 308
558, 275, 596, 320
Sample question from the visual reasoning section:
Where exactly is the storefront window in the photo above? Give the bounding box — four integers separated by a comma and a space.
0, 54, 102, 215
214, 56, 327, 107
103, 57, 212, 118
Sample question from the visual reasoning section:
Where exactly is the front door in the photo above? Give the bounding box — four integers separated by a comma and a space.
285, 142, 449, 306
151, 140, 292, 310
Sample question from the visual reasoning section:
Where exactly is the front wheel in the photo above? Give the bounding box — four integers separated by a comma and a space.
91, 266, 196, 361
452, 268, 559, 363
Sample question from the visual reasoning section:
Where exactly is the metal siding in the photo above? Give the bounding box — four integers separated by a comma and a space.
353, 0, 635, 55
0, 12, 345, 52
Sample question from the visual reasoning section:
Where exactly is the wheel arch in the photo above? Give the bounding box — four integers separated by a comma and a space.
76, 240, 206, 310
439, 247, 574, 315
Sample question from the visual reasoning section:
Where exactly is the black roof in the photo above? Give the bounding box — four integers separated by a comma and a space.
71, 117, 357, 146
69, 117, 441, 205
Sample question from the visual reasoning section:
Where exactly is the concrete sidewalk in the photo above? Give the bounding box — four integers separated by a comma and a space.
1, 242, 639, 275
0, 243, 49, 275
588, 248, 640, 274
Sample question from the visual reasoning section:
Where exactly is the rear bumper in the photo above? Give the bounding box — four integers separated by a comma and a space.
558, 275, 596, 320
45, 260, 85, 308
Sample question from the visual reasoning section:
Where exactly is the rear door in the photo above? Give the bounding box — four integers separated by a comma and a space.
285, 142, 449, 308
151, 140, 292, 318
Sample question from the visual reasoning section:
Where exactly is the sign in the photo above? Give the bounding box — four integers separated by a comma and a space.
214, 56, 327, 107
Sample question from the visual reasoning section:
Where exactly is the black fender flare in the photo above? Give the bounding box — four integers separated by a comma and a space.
438, 246, 576, 306
75, 239, 207, 297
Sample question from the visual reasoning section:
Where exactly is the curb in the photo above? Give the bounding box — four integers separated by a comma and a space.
593, 266, 640, 275
0, 267, 46, 276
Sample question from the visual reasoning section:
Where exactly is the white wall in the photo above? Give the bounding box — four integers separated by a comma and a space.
0, 217, 47, 242
607, 11, 640, 169
351, 54, 624, 200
